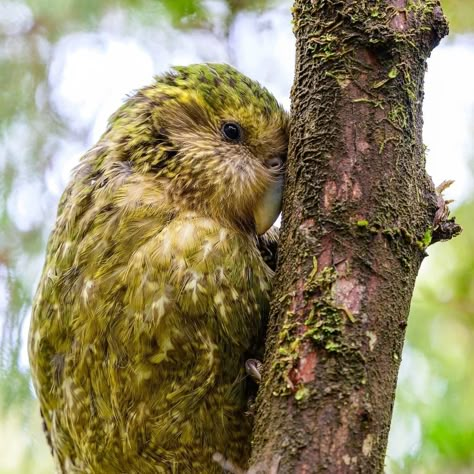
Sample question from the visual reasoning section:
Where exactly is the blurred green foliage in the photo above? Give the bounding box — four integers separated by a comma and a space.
387, 199, 474, 473
441, 0, 474, 33
414, 211, 474, 418
0, 0, 473, 473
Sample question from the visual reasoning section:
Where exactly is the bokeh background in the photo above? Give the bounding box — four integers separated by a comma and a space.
0, 1, 472, 472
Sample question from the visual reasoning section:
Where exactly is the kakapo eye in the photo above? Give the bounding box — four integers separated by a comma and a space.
221, 122, 242, 142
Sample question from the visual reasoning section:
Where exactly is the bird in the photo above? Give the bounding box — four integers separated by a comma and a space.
28, 63, 288, 473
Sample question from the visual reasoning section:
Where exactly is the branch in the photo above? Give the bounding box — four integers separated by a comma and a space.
431, 180, 462, 244
250, 1, 459, 473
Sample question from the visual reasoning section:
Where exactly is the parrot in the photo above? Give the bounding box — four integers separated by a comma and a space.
28, 63, 288, 473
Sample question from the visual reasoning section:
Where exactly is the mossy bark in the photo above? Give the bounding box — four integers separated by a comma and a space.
250, 1, 460, 473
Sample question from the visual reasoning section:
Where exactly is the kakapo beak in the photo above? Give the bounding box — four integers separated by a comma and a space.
254, 175, 284, 235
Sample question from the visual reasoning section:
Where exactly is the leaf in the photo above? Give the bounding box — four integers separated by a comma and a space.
388, 67, 398, 79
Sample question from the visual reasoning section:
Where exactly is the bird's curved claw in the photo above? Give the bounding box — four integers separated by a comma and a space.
245, 358, 262, 384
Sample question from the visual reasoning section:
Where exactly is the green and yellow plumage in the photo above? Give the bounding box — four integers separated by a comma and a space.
29, 63, 288, 473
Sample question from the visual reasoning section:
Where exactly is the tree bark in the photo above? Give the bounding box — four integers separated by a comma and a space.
250, 1, 460, 473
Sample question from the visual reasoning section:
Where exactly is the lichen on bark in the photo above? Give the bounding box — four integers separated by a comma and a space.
250, 1, 460, 473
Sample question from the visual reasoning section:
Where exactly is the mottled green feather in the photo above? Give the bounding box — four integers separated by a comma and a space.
29, 63, 288, 473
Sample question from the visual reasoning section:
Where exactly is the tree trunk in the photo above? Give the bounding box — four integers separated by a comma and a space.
250, 1, 460, 473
